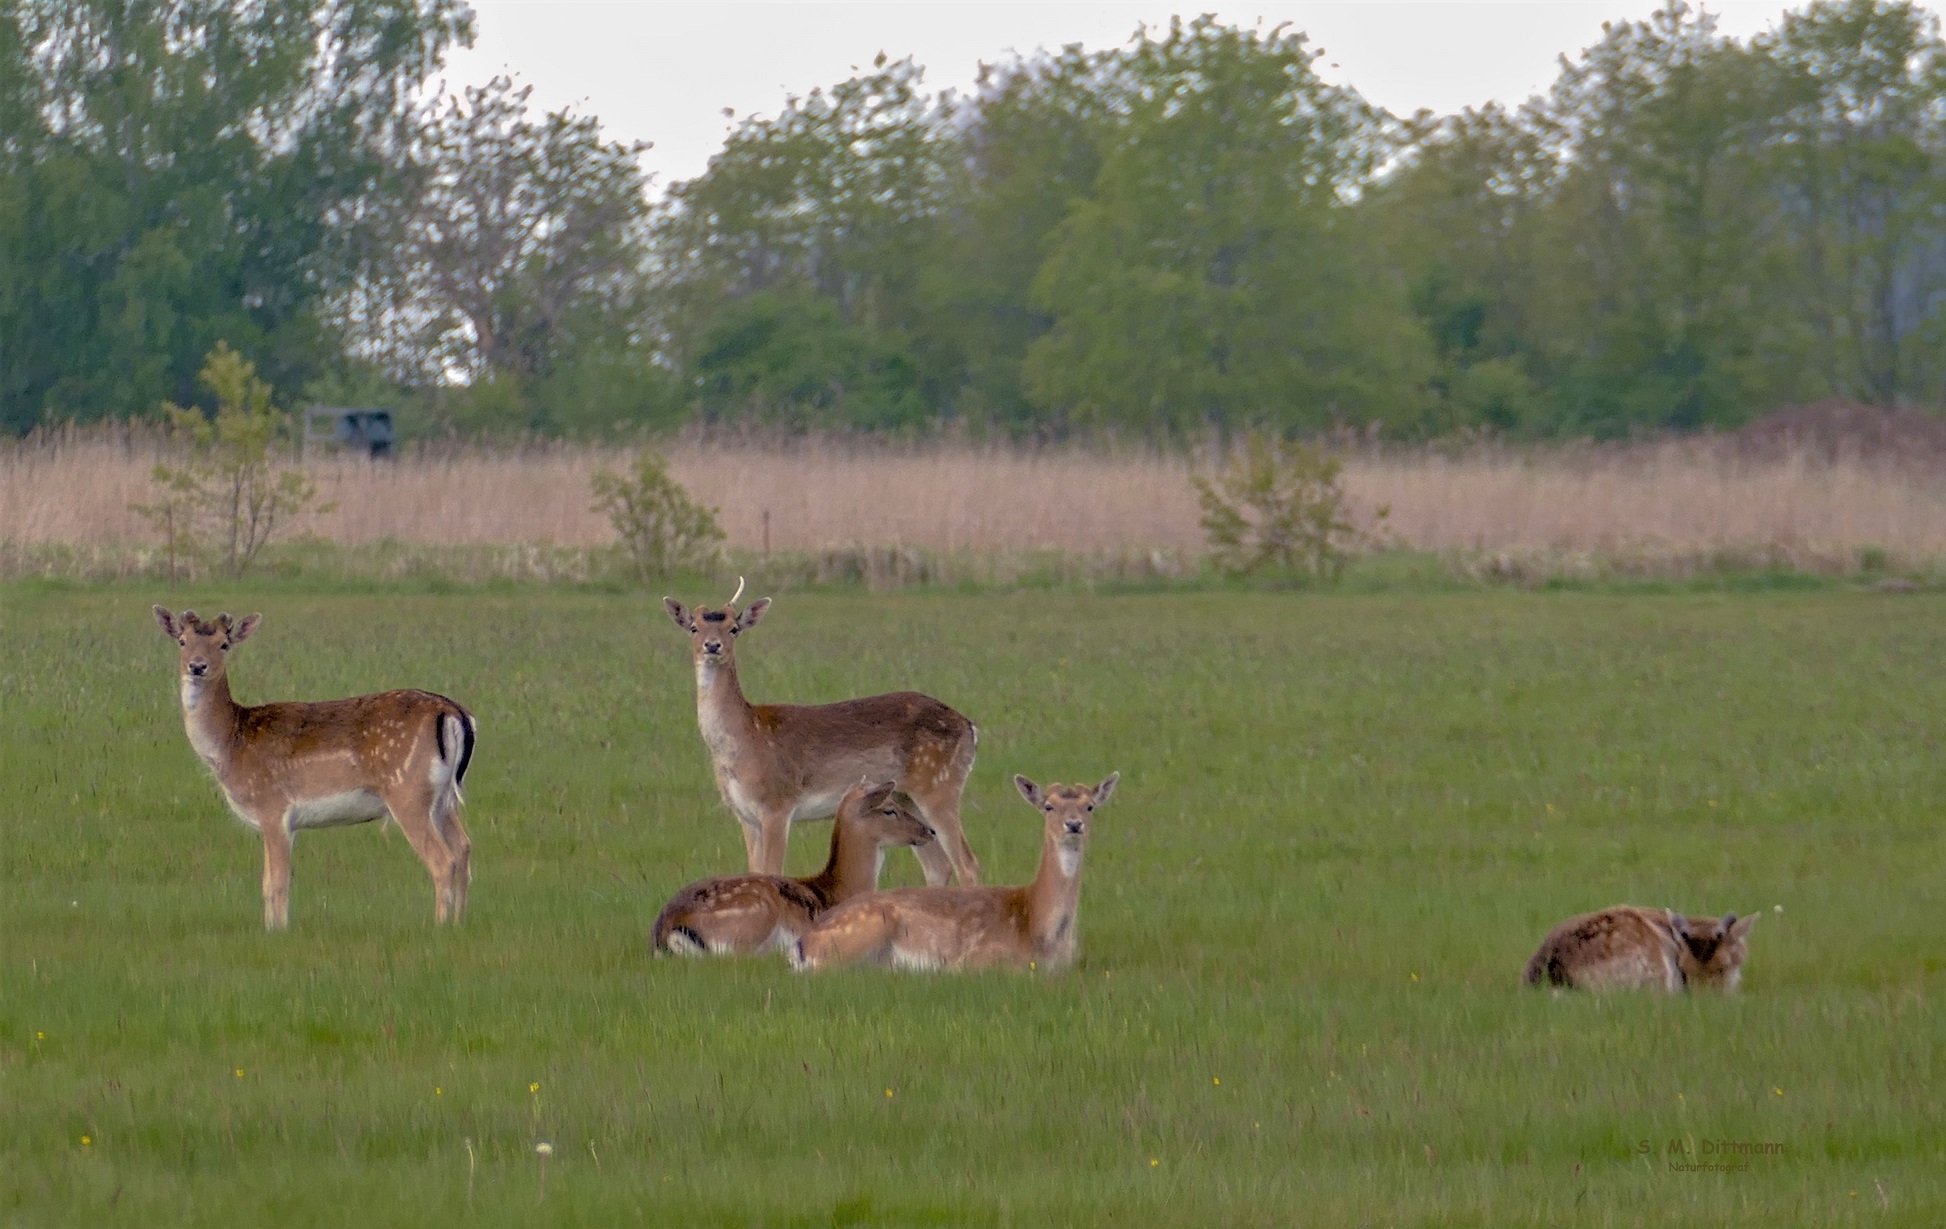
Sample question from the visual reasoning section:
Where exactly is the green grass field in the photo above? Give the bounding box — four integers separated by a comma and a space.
3, 585, 1941, 1226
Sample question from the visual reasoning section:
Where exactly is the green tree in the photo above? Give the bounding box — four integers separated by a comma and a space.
917, 47, 1114, 425
343, 75, 660, 434
1534, 4, 1796, 432
0, 1, 472, 434
1370, 105, 1553, 433
1023, 18, 1430, 436
658, 55, 949, 428
1760, 0, 1946, 405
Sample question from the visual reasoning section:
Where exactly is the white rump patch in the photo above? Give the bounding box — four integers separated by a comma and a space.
760, 926, 800, 955
665, 929, 706, 957
288, 789, 389, 831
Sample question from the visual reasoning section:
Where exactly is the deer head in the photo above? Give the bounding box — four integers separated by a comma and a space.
1014, 773, 1119, 855
1668, 910, 1758, 988
841, 780, 937, 850
153, 606, 260, 701
663, 578, 769, 673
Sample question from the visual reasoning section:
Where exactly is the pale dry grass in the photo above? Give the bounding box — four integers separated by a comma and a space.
6, 428, 1946, 568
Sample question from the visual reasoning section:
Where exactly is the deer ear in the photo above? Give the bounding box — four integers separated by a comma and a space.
863, 780, 898, 807
1666, 911, 1690, 940
1014, 775, 1045, 807
736, 597, 771, 631
1093, 772, 1120, 806
663, 598, 694, 631
1727, 912, 1756, 939
153, 605, 179, 637
233, 613, 261, 642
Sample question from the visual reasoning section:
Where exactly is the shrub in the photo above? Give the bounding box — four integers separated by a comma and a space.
589, 450, 726, 581
1192, 433, 1373, 579
131, 344, 329, 580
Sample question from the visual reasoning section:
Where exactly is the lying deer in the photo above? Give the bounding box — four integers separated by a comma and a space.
153, 607, 477, 929
651, 780, 935, 956
664, 580, 981, 885
1524, 905, 1757, 991
791, 772, 1118, 974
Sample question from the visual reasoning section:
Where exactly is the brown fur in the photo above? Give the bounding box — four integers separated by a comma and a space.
153, 606, 477, 929
1524, 905, 1757, 992
792, 773, 1118, 974
650, 781, 934, 956
664, 589, 981, 885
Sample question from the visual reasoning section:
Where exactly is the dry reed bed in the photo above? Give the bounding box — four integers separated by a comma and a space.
6, 433, 1946, 568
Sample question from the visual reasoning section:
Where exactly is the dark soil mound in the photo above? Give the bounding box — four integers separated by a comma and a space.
1730, 401, 1946, 466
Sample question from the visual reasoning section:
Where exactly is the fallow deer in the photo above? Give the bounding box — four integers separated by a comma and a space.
152, 607, 477, 929
790, 772, 1118, 974
663, 581, 982, 885
1524, 905, 1757, 991
651, 780, 936, 956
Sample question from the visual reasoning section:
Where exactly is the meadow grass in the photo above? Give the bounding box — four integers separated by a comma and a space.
2, 585, 1941, 1226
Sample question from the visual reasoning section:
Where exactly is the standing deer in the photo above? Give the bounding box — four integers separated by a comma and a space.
152, 607, 477, 929
651, 780, 936, 956
791, 772, 1118, 974
663, 582, 982, 885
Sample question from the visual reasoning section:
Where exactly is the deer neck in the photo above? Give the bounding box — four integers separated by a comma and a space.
693, 655, 755, 755
178, 671, 241, 769
800, 816, 883, 907
1026, 831, 1086, 946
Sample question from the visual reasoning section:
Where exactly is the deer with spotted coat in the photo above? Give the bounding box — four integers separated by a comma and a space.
791, 773, 1118, 974
664, 580, 982, 885
153, 607, 477, 929
651, 780, 936, 956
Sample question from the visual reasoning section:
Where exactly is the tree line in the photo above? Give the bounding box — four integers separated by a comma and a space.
6, 0, 1946, 440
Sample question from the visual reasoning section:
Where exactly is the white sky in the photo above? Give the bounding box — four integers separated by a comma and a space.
444, 1, 1805, 189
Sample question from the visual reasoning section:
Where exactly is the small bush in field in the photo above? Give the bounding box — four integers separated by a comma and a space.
1193, 433, 1372, 579
131, 343, 329, 581
590, 450, 725, 581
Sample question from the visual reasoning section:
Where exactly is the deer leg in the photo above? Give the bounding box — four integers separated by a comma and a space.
434, 797, 473, 920
734, 810, 764, 872
911, 834, 956, 888
260, 810, 294, 930
907, 785, 980, 887
754, 806, 794, 876
384, 784, 461, 924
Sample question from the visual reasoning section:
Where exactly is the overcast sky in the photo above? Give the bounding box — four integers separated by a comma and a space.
443, 1, 1803, 188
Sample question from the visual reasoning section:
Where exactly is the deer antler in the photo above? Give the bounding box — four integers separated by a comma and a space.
728, 575, 746, 607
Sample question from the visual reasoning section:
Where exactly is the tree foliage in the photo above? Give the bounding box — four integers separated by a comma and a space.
0, 0, 471, 433
1025, 18, 1423, 435
13, 2, 1946, 440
